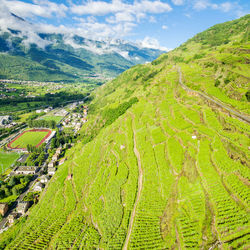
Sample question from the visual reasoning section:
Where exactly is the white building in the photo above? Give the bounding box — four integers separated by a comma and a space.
13, 166, 39, 175
0, 116, 12, 127
48, 161, 55, 168
16, 201, 30, 214
40, 175, 50, 184
48, 167, 56, 176
33, 182, 44, 192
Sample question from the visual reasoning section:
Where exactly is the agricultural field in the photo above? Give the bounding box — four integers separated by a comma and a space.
7, 129, 51, 150
39, 115, 63, 124
0, 150, 19, 174
0, 15, 249, 249
1, 66, 249, 249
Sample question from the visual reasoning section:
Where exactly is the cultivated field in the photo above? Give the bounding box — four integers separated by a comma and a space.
7, 129, 51, 150
2, 67, 249, 249
1, 15, 249, 249
40, 116, 63, 123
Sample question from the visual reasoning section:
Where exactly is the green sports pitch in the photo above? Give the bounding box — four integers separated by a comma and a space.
8, 129, 51, 150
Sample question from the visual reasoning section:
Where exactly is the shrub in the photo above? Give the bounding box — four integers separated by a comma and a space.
214, 79, 220, 87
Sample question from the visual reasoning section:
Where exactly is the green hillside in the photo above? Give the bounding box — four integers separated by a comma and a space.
1, 15, 249, 249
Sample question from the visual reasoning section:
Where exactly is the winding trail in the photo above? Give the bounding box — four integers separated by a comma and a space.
123, 115, 143, 250
177, 67, 250, 124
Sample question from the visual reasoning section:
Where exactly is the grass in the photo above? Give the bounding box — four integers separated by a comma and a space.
0, 150, 19, 174
40, 115, 63, 123
8, 129, 50, 149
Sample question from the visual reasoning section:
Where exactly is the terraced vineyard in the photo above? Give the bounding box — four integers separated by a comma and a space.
0, 15, 249, 249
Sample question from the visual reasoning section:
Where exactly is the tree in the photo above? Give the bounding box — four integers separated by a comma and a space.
4, 187, 11, 196
12, 186, 19, 196
0, 189, 5, 199
37, 152, 46, 166
8, 176, 17, 187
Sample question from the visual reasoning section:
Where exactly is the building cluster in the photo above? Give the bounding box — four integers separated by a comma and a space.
61, 106, 88, 132
0, 102, 88, 230
0, 201, 31, 226
48, 147, 63, 176
11, 166, 39, 175
36, 107, 53, 114
0, 79, 59, 85
0, 115, 16, 128
0, 86, 17, 99
54, 109, 68, 117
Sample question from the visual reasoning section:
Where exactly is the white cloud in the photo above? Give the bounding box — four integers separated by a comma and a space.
0, 2, 51, 48
71, 0, 172, 16
184, 13, 191, 18
219, 2, 233, 12
138, 36, 171, 51
149, 16, 156, 23
171, 0, 185, 5
162, 25, 168, 30
193, 0, 209, 10
193, 1, 238, 13
3, 0, 68, 18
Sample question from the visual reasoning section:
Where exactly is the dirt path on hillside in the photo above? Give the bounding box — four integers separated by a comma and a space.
123, 115, 143, 250
177, 67, 250, 124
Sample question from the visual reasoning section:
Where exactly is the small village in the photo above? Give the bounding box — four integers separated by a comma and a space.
0, 103, 88, 232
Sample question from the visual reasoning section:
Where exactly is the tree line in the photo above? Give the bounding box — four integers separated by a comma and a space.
27, 119, 56, 129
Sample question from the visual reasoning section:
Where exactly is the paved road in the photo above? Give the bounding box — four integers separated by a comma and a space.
123, 114, 143, 250
177, 67, 250, 124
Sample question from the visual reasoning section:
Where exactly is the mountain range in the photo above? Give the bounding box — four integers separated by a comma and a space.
0, 13, 164, 82
0, 14, 249, 249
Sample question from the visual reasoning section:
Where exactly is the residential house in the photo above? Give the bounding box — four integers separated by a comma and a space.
76, 123, 82, 130
16, 201, 30, 214
0, 203, 8, 216
56, 147, 62, 155
48, 161, 55, 168
13, 166, 38, 175
82, 118, 87, 123
8, 213, 18, 224
33, 182, 44, 192
48, 167, 56, 175
40, 175, 50, 184
44, 107, 52, 113
52, 153, 59, 162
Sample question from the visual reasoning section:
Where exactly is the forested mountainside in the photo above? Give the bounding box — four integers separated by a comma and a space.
1, 15, 249, 249
0, 14, 163, 82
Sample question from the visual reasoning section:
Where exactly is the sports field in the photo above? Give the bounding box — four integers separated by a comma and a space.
0, 150, 19, 174
7, 129, 51, 150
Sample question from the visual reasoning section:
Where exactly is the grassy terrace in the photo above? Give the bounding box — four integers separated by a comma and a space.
0, 15, 249, 249
1, 65, 249, 249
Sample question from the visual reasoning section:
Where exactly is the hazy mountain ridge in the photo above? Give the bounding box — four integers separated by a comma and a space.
0, 14, 164, 81
0, 15, 249, 249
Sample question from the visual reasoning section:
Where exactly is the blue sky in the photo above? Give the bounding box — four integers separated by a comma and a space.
0, 0, 249, 50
